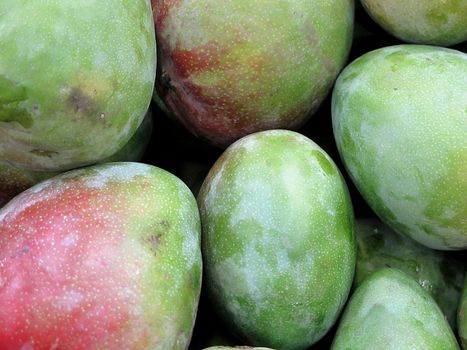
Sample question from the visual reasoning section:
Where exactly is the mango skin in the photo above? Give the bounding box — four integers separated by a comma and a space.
153, 0, 354, 147
0, 162, 202, 349
198, 130, 356, 350
355, 218, 464, 329
460, 278, 467, 350
360, 0, 467, 46
331, 268, 460, 350
0, 112, 153, 208
0, 0, 156, 171
332, 45, 467, 250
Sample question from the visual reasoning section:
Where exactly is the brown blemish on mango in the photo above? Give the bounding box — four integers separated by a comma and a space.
144, 220, 171, 255
30, 149, 59, 158
67, 88, 100, 115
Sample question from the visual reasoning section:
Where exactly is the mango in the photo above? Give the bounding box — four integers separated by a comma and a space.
198, 130, 356, 349
0, 112, 153, 208
332, 45, 467, 250
360, 0, 467, 46
0, 1, 156, 171
153, 0, 354, 147
0, 162, 202, 349
355, 218, 464, 329
331, 268, 460, 350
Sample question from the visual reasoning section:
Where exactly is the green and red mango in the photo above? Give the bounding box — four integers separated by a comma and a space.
153, 0, 354, 147
0, 162, 202, 349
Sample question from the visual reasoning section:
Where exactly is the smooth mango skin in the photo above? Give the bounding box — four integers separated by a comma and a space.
460, 278, 467, 349
198, 130, 356, 350
360, 0, 467, 46
332, 45, 467, 250
331, 268, 460, 350
0, 162, 202, 349
355, 218, 464, 329
0, 0, 156, 171
0, 112, 153, 208
153, 0, 354, 147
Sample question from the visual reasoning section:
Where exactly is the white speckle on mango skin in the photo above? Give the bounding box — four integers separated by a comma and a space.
198, 130, 356, 350
332, 45, 467, 250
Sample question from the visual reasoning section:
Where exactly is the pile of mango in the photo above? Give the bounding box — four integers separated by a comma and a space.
0, 1, 466, 349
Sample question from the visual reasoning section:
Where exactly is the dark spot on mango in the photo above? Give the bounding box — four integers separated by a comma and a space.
67, 88, 101, 120
67, 88, 97, 114
146, 234, 161, 255
10, 245, 30, 259
312, 150, 335, 176
159, 219, 170, 228
144, 220, 171, 255
30, 149, 59, 158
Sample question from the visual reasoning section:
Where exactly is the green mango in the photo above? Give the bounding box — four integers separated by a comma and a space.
332, 45, 467, 250
331, 268, 460, 350
460, 277, 467, 349
0, 0, 156, 171
0, 112, 153, 208
360, 0, 467, 46
198, 130, 356, 350
355, 218, 464, 329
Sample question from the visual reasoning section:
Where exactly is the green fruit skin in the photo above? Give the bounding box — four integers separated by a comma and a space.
198, 130, 356, 350
154, 0, 354, 147
0, 112, 153, 208
331, 268, 460, 350
354, 218, 465, 329
460, 277, 467, 350
332, 45, 467, 250
0, 0, 156, 171
0, 162, 202, 349
361, 0, 467, 46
